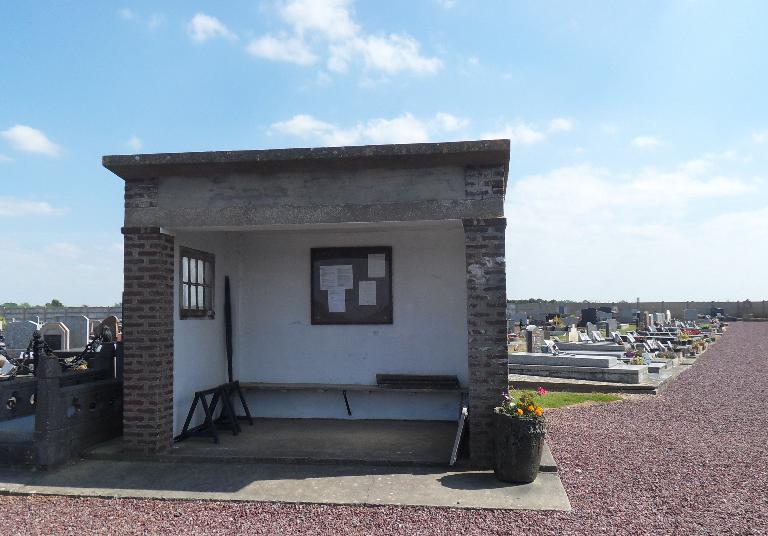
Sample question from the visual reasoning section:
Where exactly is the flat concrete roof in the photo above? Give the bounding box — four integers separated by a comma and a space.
103, 139, 510, 180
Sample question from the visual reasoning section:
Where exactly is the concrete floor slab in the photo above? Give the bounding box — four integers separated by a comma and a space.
0, 459, 571, 511
88, 419, 460, 466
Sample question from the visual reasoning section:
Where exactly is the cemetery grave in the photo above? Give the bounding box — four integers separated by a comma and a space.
508, 308, 726, 388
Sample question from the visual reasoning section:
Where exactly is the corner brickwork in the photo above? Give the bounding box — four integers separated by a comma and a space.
463, 217, 507, 468
121, 226, 174, 454
125, 178, 159, 209
464, 165, 506, 199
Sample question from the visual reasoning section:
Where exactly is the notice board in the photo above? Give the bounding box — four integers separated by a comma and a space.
311, 246, 393, 325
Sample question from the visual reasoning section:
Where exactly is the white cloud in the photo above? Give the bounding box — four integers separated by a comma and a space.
119, 8, 164, 30
0, 235, 123, 306
505, 161, 767, 299
753, 130, 768, 144
0, 197, 64, 217
187, 13, 237, 43
279, 0, 359, 41
270, 111, 466, 146
437, 0, 457, 8
631, 135, 661, 148
330, 34, 441, 75
248, 0, 441, 77
482, 121, 546, 145
1, 125, 61, 156
247, 35, 317, 65
548, 117, 574, 133
432, 112, 468, 132
126, 136, 142, 151
118, 8, 136, 20
0, 154, 11, 162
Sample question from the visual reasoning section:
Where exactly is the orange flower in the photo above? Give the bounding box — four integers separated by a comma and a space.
535, 407, 543, 417
516, 408, 523, 415
527, 405, 534, 412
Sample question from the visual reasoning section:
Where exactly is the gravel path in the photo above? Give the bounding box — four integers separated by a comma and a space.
3, 323, 766, 535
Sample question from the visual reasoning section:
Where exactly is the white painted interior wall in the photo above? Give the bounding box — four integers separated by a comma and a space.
171, 221, 468, 428
235, 222, 468, 420
172, 231, 239, 435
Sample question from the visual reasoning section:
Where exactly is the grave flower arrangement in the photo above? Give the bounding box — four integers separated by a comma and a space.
656, 351, 676, 360
493, 389, 546, 483
625, 350, 644, 365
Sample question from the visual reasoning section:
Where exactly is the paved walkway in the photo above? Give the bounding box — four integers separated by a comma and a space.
0, 323, 765, 535
0, 450, 567, 511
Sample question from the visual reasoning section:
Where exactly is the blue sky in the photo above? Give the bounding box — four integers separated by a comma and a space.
1, 0, 767, 305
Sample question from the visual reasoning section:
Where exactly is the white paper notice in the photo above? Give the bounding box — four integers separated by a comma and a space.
327, 289, 346, 313
368, 254, 386, 278
335, 265, 354, 290
358, 281, 377, 306
319, 266, 337, 290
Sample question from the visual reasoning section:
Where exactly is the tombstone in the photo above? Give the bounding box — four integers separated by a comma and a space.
645, 313, 654, 329
567, 325, 580, 343
605, 319, 618, 336
642, 352, 653, 365
617, 305, 634, 323
586, 322, 598, 336
591, 331, 605, 342
40, 322, 70, 351
665, 310, 672, 323
683, 309, 698, 322
581, 308, 598, 324
509, 312, 527, 325
654, 312, 665, 325
5, 320, 40, 349
612, 332, 624, 345
578, 331, 591, 343
99, 315, 121, 342
596, 310, 612, 321
55, 315, 90, 349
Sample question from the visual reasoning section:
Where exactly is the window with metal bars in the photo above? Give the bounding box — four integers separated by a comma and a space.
179, 247, 214, 319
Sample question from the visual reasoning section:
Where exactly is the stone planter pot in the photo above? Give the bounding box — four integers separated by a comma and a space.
493, 409, 546, 484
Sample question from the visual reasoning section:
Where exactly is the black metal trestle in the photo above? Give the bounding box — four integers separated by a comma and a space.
174, 381, 253, 443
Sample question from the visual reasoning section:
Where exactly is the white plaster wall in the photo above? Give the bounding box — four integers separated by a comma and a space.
233, 222, 468, 420
172, 231, 239, 435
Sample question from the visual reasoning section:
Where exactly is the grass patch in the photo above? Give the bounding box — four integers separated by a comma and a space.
618, 324, 637, 334
509, 389, 623, 409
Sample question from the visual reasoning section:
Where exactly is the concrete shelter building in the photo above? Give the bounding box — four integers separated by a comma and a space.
104, 140, 509, 468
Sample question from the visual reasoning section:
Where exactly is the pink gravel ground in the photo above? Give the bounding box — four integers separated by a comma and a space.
3, 322, 767, 535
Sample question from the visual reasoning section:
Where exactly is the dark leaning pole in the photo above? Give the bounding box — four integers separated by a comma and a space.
225, 276, 233, 384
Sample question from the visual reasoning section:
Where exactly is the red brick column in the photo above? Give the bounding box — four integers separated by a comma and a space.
463, 217, 507, 468
121, 226, 174, 454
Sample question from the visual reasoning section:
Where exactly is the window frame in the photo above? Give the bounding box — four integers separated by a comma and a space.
178, 246, 215, 320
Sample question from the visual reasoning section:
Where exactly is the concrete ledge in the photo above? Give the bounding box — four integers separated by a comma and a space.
0, 458, 571, 511
507, 364, 648, 384
509, 353, 618, 368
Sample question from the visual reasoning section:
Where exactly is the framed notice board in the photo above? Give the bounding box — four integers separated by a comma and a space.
311, 246, 393, 325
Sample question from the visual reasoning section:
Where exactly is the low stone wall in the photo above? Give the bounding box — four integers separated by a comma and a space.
0, 306, 122, 324
0, 343, 123, 468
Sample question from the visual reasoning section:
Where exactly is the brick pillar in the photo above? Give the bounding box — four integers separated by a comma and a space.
463, 217, 507, 468
122, 226, 174, 454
